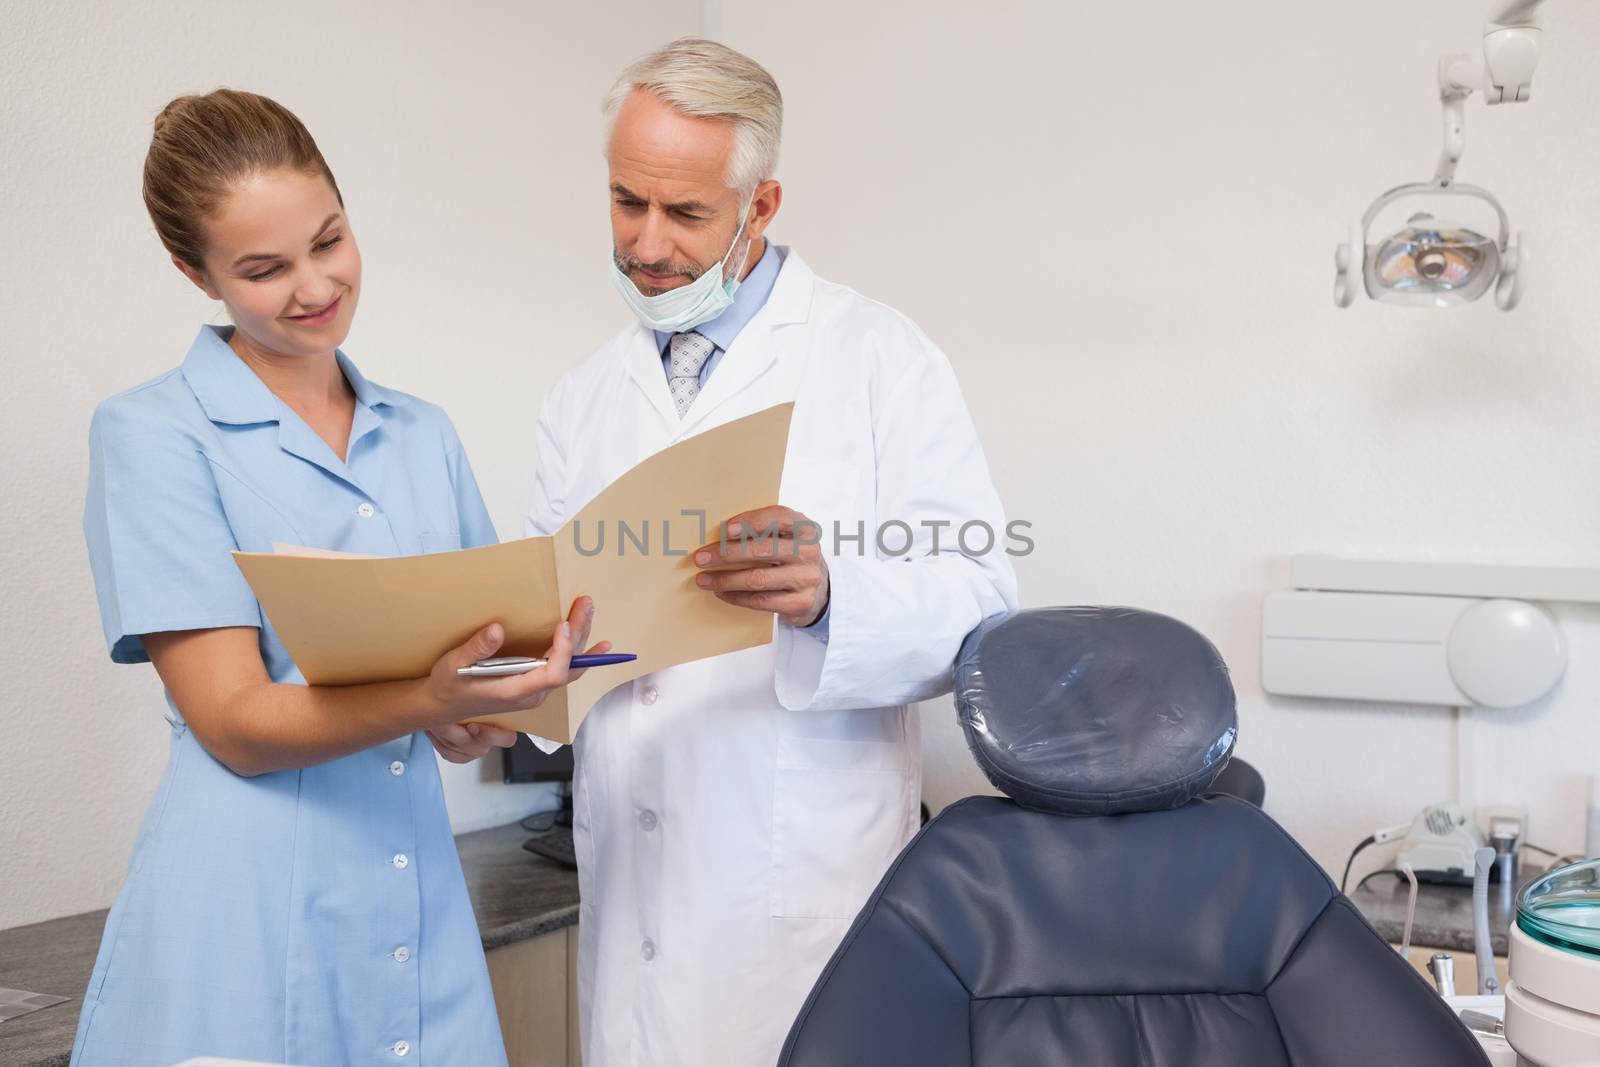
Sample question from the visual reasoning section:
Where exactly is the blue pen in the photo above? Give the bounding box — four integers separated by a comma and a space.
457, 653, 637, 678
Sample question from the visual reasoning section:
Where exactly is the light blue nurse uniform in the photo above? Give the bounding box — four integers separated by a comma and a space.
72, 325, 509, 1067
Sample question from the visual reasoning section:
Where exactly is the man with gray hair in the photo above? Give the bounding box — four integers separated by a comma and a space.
524, 37, 1017, 1065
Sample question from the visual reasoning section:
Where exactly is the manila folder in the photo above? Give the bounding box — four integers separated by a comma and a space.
232, 402, 794, 742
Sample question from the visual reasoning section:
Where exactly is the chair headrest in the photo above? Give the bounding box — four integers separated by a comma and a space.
955, 607, 1237, 815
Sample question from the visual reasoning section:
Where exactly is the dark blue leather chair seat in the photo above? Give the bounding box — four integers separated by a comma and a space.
782, 795, 1484, 1066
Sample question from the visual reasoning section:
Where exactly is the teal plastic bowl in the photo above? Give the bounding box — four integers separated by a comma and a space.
1518, 858, 1600, 959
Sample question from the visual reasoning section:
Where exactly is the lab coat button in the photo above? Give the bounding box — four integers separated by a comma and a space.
640, 685, 659, 706
393, 946, 411, 963
392, 1040, 410, 1056
357, 502, 376, 518
641, 938, 656, 961
392, 853, 409, 869
389, 760, 406, 776
638, 809, 657, 831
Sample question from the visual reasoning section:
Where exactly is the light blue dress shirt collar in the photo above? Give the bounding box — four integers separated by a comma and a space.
653, 239, 785, 358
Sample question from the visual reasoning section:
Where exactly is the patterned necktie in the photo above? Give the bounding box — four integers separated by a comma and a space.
668, 331, 716, 418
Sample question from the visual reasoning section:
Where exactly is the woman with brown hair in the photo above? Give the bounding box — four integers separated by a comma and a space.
72, 89, 594, 1066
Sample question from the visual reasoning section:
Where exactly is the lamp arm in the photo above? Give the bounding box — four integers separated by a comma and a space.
1434, 55, 1477, 185
1488, 0, 1543, 28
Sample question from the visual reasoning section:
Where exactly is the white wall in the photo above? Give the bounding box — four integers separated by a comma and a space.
715, 0, 1600, 877
4, 0, 1598, 932
0, 0, 693, 930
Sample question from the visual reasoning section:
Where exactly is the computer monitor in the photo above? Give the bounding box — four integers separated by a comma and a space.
502, 734, 573, 784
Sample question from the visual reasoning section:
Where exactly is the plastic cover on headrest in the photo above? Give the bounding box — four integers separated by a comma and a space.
956, 607, 1237, 815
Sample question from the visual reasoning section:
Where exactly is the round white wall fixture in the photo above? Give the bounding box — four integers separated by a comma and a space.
1447, 599, 1567, 708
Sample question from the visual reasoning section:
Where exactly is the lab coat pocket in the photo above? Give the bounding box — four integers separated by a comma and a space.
770, 735, 913, 920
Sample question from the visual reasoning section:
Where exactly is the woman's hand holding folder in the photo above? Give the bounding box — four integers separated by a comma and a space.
425, 596, 609, 763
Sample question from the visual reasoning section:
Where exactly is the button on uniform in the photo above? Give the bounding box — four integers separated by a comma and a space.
356, 502, 376, 518
640, 685, 660, 706
389, 760, 406, 776
638, 809, 658, 832
641, 938, 656, 962
392, 853, 409, 869
392, 946, 411, 963
392, 1040, 410, 1057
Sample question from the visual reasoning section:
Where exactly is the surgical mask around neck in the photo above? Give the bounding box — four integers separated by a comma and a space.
609, 202, 753, 332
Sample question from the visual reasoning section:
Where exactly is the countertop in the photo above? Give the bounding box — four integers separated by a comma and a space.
0, 820, 577, 1067
1348, 863, 1541, 956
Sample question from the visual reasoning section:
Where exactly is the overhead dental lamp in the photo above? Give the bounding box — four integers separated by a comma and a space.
1334, 0, 1545, 310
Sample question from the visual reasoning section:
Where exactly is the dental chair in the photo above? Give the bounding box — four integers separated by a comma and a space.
778, 607, 1487, 1067
1209, 754, 1265, 807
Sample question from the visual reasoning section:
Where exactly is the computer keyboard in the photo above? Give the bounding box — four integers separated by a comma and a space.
522, 827, 577, 869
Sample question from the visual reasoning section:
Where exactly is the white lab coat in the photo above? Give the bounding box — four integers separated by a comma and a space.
525, 249, 1018, 1067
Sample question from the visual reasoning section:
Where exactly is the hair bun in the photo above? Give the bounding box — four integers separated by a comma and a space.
142, 89, 340, 271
